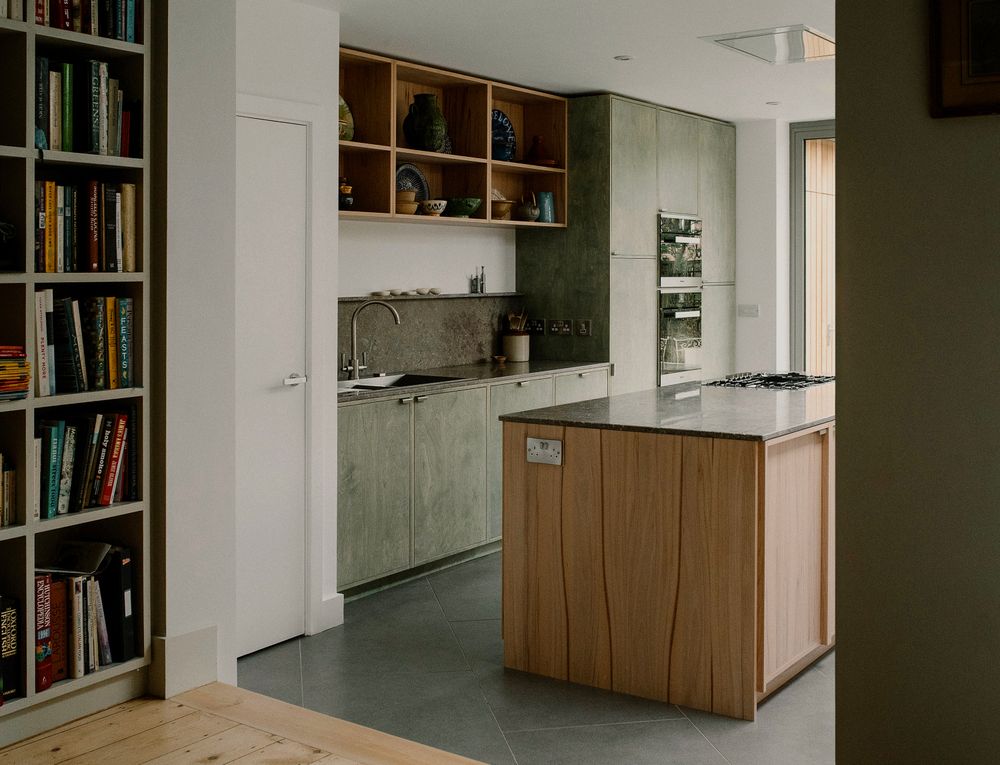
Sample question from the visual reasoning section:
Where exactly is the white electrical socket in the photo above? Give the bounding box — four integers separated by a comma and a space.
526, 437, 562, 465
738, 304, 760, 318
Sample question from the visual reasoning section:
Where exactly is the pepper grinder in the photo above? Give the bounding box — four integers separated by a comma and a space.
479, 266, 486, 294
470, 271, 479, 293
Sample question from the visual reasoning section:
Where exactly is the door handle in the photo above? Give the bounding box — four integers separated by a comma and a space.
578, 372, 590, 378
415, 395, 428, 402
518, 381, 530, 387
283, 373, 308, 386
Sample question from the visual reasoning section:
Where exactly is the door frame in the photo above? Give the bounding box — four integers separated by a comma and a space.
236, 93, 342, 635
789, 120, 835, 371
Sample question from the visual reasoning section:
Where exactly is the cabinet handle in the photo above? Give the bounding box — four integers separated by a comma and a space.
518, 381, 530, 387
578, 372, 590, 378
415, 395, 428, 402
399, 397, 414, 404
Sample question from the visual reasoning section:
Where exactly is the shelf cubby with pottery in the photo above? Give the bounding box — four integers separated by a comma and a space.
0, 4, 152, 730
339, 47, 567, 227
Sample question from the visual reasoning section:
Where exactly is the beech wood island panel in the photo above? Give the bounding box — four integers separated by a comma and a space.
501, 383, 835, 721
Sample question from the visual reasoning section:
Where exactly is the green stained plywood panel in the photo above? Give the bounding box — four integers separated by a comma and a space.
610, 98, 658, 257
337, 398, 412, 588
412, 386, 488, 564
657, 109, 700, 217
486, 377, 555, 540
698, 120, 736, 283
610, 257, 658, 394
516, 95, 611, 362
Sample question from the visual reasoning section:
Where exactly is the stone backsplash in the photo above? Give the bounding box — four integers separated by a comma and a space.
337, 293, 525, 378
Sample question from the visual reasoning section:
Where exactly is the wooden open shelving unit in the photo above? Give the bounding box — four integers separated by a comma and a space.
339, 48, 568, 228
0, 8, 150, 725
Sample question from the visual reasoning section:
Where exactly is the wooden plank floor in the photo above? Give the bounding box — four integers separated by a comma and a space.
0, 683, 484, 765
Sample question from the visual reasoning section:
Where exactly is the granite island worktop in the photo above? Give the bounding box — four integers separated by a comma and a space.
499, 380, 835, 440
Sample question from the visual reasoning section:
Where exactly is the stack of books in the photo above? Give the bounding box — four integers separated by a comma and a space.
34, 541, 137, 691
34, 405, 138, 519
33, 0, 139, 43
34, 290, 133, 396
35, 57, 138, 156
34, 180, 137, 273
0, 346, 30, 401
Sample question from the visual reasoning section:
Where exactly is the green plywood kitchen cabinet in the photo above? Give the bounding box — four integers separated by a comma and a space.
698, 119, 737, 284
337, 397, 412, 588
657, 109, 700, 217
554, 367, 610, 405
487, 377, 555, 540
413, 387, 488, 564
702, 284, 737, 379
611, 98, 658, 258
610, 257, 657, 394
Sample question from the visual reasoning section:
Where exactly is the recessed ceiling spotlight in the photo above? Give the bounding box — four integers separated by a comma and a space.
703, 25, 834, 64
613, 54, 634, 61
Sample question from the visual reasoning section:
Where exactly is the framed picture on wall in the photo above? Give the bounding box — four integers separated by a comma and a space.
932, 0, 1000, 116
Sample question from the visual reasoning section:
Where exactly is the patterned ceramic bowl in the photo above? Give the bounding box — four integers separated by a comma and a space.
420, 199, 447, 216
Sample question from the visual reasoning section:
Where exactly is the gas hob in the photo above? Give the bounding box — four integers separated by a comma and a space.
704, 372, 835, 390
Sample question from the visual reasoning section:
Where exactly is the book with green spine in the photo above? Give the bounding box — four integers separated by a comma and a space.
61, 62, 73, 152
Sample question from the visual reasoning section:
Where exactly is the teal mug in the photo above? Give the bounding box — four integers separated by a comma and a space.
536, 191, 555, 223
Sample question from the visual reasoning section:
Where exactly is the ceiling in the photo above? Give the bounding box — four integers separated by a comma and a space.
327, 0, 835, 123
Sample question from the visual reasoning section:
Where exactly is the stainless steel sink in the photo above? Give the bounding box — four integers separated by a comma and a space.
338, 374, 462, 391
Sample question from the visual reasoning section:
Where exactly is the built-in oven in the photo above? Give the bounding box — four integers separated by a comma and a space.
659, 212, 702, 287
659, 287, 702, 385
658, 212, 703, 385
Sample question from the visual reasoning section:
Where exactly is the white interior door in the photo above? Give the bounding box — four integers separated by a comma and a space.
235, 114, 308, 656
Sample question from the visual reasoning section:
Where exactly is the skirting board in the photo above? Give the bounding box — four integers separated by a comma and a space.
148, 625, 219, 699
307, 593, 345, 635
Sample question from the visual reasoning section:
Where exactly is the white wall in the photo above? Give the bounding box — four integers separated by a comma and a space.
235, 0, 342, 633
837, 0, 1000, 758
339, 221, 516, 296
155, 0, 238, 694
733, 119, 790, 373
154, 0, 342, 699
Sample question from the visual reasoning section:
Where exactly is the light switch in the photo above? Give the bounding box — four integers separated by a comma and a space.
526, 437, 562, 465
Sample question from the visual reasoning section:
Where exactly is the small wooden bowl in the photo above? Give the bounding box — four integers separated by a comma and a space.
491, 200, 514, 220
397, 201, 419, 215
396, 190, 417, 203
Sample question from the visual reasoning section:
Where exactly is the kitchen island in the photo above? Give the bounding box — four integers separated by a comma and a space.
500, 381, 835, 720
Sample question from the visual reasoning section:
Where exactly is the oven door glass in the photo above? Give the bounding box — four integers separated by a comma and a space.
659, 214, 702, 285
659, 289, 702, 381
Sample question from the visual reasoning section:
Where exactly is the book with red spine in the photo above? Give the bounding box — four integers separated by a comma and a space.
98, 414, 126, 505
49, 578, 68, 682
86, 180, 100, 272
34, 574, 53, 692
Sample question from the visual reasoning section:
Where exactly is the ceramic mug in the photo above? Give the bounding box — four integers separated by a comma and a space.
536, 191, 555, 223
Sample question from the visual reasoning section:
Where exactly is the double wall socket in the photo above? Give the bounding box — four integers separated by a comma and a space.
524, 318, 546, 335
548, 319, 573, 336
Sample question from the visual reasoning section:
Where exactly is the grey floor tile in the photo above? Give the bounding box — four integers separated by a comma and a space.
427, 552, 501, 621
682, 668, 834, 765
813, 648, 835, 679
506, 719, 729, 765
237, 637, 302, 706
299, 577, 469, 679
302, 669, 516, 765
452, 619, 682, 732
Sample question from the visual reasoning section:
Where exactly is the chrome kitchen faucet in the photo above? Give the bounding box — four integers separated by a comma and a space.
344, 300, 401, 379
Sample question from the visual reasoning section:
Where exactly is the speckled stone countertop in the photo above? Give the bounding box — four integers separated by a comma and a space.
499, 381, 835, 441
337, 360, 609, 404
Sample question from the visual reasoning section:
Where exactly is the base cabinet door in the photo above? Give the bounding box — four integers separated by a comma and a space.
413, 387, 488, 564
555, 369, 610, 405
337, 398, 412, 588
487, 377, 554, 540
610, 258, 657, 395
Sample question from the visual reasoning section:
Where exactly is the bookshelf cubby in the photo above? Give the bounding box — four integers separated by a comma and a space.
339, 47, 568, 228
0, 5, 150, 724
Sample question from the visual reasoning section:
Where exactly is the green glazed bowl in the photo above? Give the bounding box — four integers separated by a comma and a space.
444, 197, 482, 217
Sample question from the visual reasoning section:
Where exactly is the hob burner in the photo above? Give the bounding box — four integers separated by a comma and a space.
704, 372, 834, 390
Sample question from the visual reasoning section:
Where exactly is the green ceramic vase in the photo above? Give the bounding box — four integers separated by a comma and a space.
403, 94, 447, 152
